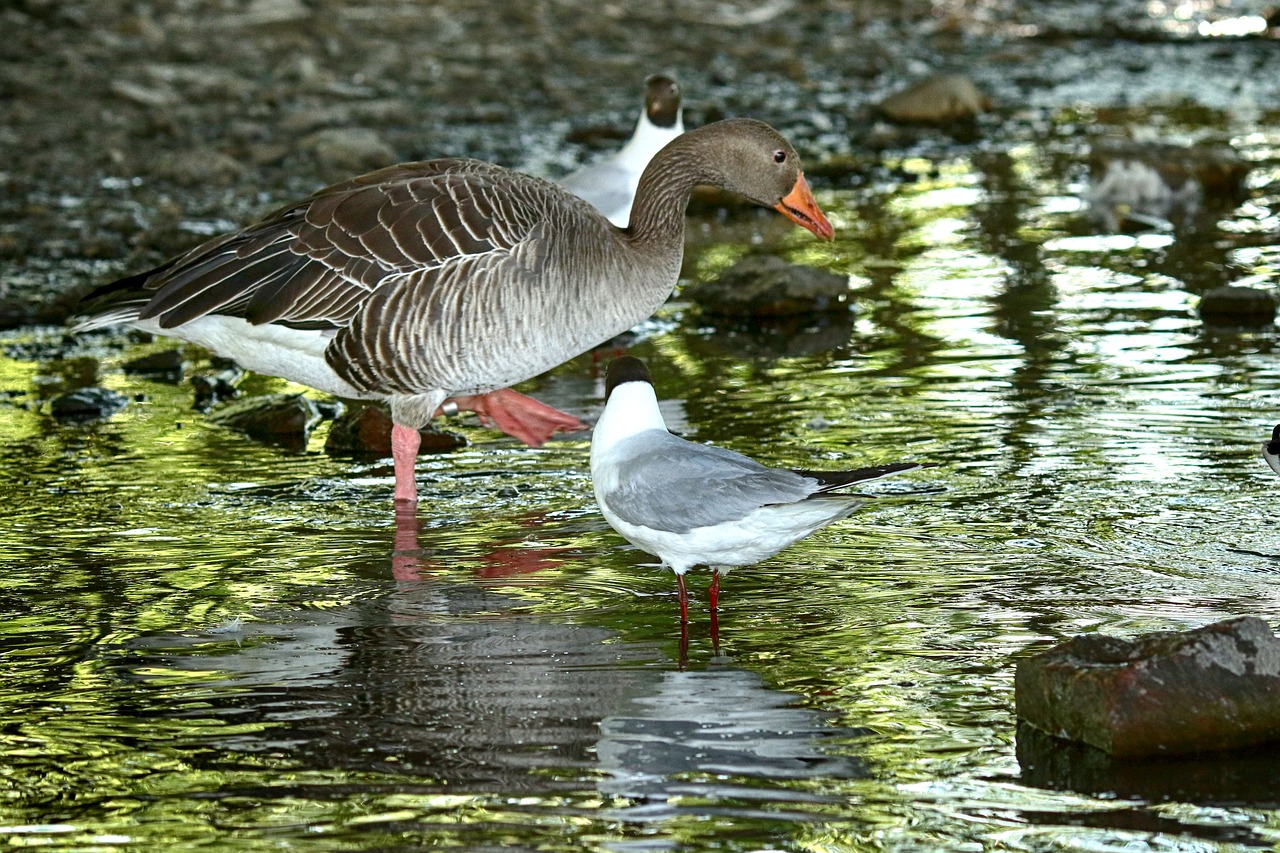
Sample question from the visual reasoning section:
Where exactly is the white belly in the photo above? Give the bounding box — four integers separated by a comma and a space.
127, 315, 371, 399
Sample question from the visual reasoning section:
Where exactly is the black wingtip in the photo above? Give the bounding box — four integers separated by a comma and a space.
794, 461, 937, 492
1268, 424, 1280, 455
604, 356, 652, 401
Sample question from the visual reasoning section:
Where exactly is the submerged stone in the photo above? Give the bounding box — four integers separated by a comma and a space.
122, 348, 187, 380
1198, 285, 1278, 326
1015, 616, 1280, 758
684, 255, 850, 318
207, 392, 321, 447
192, 361, 245, 411
324, 403, 466, 457
50, 386, 129, 422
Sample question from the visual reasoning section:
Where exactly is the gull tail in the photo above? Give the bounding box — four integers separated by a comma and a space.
793, 461, 935, 494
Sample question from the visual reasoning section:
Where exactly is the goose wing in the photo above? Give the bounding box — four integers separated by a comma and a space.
80, 159, 551, 332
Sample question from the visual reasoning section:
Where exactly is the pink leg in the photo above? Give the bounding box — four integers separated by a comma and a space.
444, 389, 586, 447
676, 572, 689, 624
391, 423, 421, 504
392, 501, 422, 581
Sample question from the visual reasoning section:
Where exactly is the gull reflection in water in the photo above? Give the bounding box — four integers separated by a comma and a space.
119, 515, 867, 818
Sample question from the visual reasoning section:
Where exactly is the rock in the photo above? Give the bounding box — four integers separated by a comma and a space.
683, 255, 851, 318
324, 403, 467, 457
122, 348, 186, 379
301, 128, 398, 174
192, 362, 245, 412
315, 399, 346, 421
152, 147, 245, 187
1015, 616, 1280, 758
1017, 721, 1280, 807
50, 386, 129, 422
878, 74, 992, 124
1198, 285, 1278, 326
206, 392, 321, 449
1086, 137, 1250, 231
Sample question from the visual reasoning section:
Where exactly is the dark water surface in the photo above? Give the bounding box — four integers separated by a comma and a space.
3, 118, 1280, 850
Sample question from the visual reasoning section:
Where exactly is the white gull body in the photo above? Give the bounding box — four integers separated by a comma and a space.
558, 75, 684, 227
590, 356, 926, 620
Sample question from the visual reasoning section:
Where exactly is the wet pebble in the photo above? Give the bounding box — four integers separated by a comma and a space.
152, 147, 246, 187
301, 128, 398, 174
192, 361, 245, 411
1199, 285, 1278, 326
683, 255, 851, 318
324, 404, 466, 457
122, 348, 186, 380
50, 386, 129, 422
878, 74, 992, 124
206, 392, 321, 446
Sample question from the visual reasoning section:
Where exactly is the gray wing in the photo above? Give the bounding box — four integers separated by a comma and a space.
81, 159, 546, 331
604, 430, 818, 534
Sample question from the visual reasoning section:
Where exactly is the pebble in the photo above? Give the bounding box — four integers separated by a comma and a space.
192, 363, 245, 412
682, 255, 851, 318
50, 386, 129, 422
878, 74, 992, 124
122, 348, 186, 380
324, 404, 466, 457
1198, 285, 1278, 326
301, 128, 398, 174
206, 392, 320, 447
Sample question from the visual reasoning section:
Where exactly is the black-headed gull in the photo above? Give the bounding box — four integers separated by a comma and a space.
558, 74, 684, 227
1265, 425, 1280, 476
591, 356, 928, 623
75, 120, 832, 507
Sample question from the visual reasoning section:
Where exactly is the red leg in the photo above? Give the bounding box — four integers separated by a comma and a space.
676, 572, 689, 624
708, 571, 721, 613
444, 389, 586, 447
391, 423, 421, 504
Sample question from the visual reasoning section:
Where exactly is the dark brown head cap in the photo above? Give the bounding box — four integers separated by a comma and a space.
643, 75, 682, 129
604, 356, 653, 400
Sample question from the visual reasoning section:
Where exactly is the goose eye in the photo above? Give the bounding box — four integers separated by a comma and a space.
773, 149, 787, 164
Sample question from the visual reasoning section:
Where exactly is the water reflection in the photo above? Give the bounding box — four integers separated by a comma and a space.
3, 118, 1280, 850
119, 553, 868, 818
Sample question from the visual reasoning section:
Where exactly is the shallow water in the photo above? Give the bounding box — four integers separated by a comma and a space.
3, 119, 1280, 851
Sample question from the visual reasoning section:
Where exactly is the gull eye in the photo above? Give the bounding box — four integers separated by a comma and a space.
773, 149, 787, 164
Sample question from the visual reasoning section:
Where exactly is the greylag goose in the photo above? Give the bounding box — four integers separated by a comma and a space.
592, 357, 927, 624
75, 118, 833, 505
558, 74, 684, 226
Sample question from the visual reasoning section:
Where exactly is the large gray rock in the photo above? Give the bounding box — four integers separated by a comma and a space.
1016, 617, 1280, 758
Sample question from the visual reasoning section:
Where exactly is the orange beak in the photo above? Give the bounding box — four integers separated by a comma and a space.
774, 173, 834, 240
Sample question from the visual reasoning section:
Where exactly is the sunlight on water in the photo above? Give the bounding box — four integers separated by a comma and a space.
3, 119, 1280, 851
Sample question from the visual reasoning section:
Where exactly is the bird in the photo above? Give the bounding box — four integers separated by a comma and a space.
74, 118, 834, 506
590, 356, 929, 624
1264, 425, 1280, 476
557, 74, 684, 227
